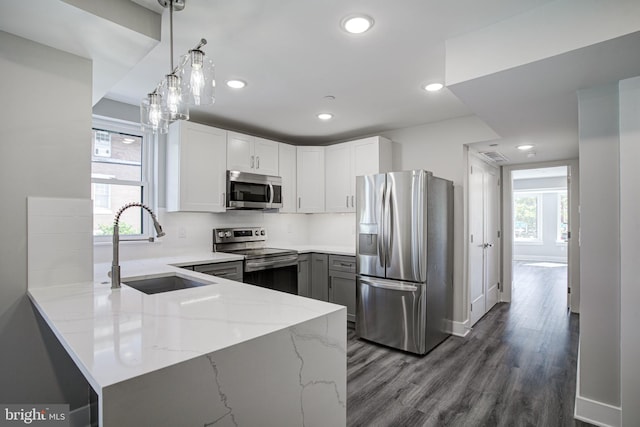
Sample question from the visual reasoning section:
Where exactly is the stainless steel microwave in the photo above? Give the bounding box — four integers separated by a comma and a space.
226, 170, 283, 210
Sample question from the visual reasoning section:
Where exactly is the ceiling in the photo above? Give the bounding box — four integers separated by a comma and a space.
4, 0, 640, 165
110, 0, 560, 146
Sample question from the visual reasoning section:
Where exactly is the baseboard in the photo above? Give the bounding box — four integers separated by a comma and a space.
574, 343, 621, 427
514, 255, 567, 263
574, 395, 621, 427
451, 320, 470, 337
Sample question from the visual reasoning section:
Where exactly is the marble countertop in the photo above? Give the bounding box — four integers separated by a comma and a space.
29, 252, 345, 395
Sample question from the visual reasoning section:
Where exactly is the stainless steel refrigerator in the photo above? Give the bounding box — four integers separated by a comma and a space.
355, 169, 453, 355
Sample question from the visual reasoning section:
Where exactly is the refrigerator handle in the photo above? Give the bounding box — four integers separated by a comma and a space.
359, 277, 418, 292
378, 185, 385, 268
385, 184, 393, 265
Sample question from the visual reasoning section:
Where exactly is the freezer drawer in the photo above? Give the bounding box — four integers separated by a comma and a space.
356, 276, 426, 354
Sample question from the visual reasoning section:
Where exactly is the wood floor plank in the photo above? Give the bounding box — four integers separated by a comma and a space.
347, 261, 593, 426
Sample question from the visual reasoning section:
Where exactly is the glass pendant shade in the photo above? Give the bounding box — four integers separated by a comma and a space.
180, 49, 215, 106
159, 73, 189, 121
140, 92, 169, 134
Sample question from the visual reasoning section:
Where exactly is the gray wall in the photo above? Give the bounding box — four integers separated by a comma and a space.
619, 76, 640, 425
0, 31, 92, 407
577, 83, 620, 407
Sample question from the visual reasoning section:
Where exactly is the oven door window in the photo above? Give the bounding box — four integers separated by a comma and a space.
229, 181, 269, 203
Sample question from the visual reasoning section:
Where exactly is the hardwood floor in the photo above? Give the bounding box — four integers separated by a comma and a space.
347, 261, 592, 426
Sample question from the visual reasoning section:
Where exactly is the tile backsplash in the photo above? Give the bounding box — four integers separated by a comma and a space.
27, 197, 93, 288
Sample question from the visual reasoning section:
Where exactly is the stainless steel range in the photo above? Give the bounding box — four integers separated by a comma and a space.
213, 227, 299, 294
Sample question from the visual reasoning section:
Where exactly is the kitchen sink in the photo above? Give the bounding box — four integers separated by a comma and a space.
122, 274, 214, 295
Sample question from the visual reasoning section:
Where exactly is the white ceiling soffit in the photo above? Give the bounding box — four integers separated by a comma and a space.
447, 0, 640, 166
0, 0, 161, 105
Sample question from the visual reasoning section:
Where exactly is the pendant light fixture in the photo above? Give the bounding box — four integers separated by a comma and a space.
141, 0, 215, 134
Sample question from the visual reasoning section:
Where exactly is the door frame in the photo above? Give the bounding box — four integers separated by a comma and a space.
502, 159, 580, 313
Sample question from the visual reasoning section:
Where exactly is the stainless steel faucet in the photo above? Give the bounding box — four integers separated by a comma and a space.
111, 203, 165, 289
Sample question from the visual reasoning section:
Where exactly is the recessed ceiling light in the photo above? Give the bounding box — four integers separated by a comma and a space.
226, 79, 246, 89
122, 137, 136, 144
517, 144, 535, 151
317, 113, 333, 121
424, 83, 444, 92
341, 15, 374, 34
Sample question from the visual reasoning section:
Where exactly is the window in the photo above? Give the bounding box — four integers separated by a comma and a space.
91, 117, 153, 241
557, 191, 569, 242
514, 192, 543, 242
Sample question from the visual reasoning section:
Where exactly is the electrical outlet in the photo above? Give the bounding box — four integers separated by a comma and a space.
178, 227, 187, 239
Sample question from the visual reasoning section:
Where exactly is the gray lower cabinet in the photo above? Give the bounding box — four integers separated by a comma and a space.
311, 253, 329, 301
328, 255, 356, 323
192, 261, 243, 282
297, 254, 311, 297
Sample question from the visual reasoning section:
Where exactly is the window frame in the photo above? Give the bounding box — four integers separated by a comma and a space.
91, 116, 155, 244
513, 191, 543, 244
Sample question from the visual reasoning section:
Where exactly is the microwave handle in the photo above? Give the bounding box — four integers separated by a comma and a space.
268, 183, 274, 204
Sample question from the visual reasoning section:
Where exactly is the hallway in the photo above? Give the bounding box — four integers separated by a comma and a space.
347, 261, 590, 426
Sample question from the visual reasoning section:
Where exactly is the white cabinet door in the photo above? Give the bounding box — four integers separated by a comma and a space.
325, 143, 352, 212
167, 121, 227, 212
278, 143, 297, 213
324, 136, 392, 213
253, 137, 279, 176
297, 146, 325, 213
227, 131, 253, 173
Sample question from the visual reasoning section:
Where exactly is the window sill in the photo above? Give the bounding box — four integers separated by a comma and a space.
514, 240, 543, 246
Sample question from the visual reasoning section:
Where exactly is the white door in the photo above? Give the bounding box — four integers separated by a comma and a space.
468, 158, 501, 326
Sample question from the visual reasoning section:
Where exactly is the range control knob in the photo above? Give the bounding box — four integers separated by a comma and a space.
254, 229, 260, 236
224, 231, 232, 238
217, 231, 225, 238
260, 230, 266, 236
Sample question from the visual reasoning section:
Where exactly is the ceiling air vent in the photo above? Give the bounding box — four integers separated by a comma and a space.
479, 151, 509, 164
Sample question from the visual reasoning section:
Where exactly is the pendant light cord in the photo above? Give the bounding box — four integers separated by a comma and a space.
169, 0, 174, 72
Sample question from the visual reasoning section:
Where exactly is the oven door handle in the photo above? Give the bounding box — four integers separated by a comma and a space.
245, 255, 299, 272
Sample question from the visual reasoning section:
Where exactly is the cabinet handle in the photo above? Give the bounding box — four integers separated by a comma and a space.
256, 156, 260, 169
298, 197, 301, 209
346, 196, 349, 208
221, 192, 225, 205
351, 195, 354, 208
250, 155, 255, 168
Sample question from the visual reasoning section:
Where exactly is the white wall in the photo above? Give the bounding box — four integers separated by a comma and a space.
382, 115, 499, 325
0, 31, 92, 407
619, 76, 640, 426
576, 83, 621, 413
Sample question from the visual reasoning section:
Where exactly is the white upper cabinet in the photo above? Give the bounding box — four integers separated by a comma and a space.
227, 131, 279, 176
166, 121, 227, 212
297, 146, 325, 213
278, 143, 297, 213
325, 136, 392, 213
